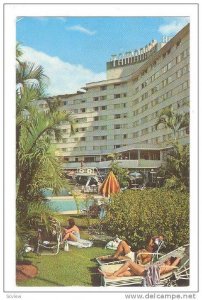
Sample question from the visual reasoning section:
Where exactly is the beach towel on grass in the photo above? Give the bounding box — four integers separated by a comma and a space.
105, 238, 122, 250
66, 239, 93, 248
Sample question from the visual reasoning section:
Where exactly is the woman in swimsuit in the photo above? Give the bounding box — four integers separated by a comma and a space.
99, 256, 180, 279
62, 218, 80, 242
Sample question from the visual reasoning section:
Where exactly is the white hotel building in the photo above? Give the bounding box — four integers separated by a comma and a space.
43, 24, 189, 173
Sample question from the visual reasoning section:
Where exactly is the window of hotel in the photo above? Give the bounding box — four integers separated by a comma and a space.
80, 137, 86, 141
93, 97, 99, 101
84, 156, 95, 162
155, 71, 160, 79
100, 145, 107, 150
114, 124, 121, 129
114, 114, 121, 119
133, 120, 139, 127
134, 109, 139, 116
151, 86, 158, 94
63, 101, 67, 105
123, 113, 127, 118
114, 145, 121, 149
176, 52, 184, 64
94, 116, 99, 121
123, 93, 127, 97
81, 108, 86, 113
93, 146, 99, 150
114, 94, 121, 99
93, 126, 99, 130
76, 117, 87, 123
168, 62, 172, 70
94, 107, 99, 111
123, 134, 127, 139
182, 81, 189, 90
162, 65, 168, 73
100, 95, 107, 100
101, 106, 107, 110
142, 104, 148, 112
151, 98, 158, 107
114, 103, 126, 109
183, 65, 189, 74
100, 85, 107, 91
177, 69, 183, 78
93, 136, 107, 141
141, 92, 148, 101
141, 81, 147, 89
133, 98, 139, 105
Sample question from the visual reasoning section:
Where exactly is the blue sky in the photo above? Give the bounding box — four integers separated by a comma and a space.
16, 16, 189, 96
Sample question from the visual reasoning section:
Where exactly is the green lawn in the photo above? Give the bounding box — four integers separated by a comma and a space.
17, 215, 114, 287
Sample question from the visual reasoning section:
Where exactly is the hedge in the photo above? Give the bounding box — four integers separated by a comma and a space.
104, 189, 189, 251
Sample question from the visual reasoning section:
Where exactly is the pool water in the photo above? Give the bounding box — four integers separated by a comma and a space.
47, 199, 92, 212
41, 188, 71, 197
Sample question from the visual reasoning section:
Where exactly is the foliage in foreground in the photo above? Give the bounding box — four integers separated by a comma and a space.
105, 189, 189, 251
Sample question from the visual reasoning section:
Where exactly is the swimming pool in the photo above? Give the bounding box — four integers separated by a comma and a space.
41, 188, 71, 197
46, 199, 92, 213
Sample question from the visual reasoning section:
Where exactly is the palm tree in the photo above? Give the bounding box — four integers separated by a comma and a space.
160, 142, 189, 190
16, 44, 75, 255
156, 106, 189, 140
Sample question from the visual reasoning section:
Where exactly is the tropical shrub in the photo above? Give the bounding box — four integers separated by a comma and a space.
107, 153, 129, 188
105, 189, 189, 251
158, 142, 189, 191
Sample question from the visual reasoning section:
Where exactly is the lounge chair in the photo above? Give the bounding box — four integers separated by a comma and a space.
36, 219, 62, 255
99, 244, 189, 287
96, 237, 165, 266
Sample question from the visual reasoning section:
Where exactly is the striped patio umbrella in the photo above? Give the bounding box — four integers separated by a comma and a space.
99, 171, 120, 197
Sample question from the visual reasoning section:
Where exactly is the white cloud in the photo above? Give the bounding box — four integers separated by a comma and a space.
65, 25, 96, 36
158, 17, 189, 35
21, 46, 105, 96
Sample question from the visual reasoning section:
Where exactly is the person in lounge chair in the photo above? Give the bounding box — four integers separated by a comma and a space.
136, 235, 164, 264
99, 239, 135, 262
62, 218, 80, 243
99, 234, 164, 263
99, 256, 181, 279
